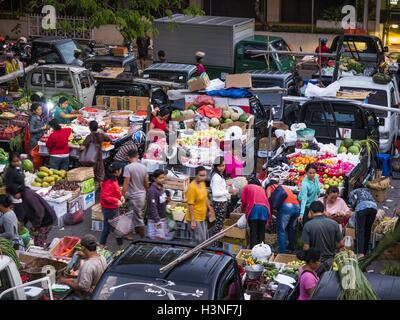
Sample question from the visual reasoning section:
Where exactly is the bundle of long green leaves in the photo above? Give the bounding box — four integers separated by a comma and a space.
0, 237, 21, 269
334, 249, 378, 300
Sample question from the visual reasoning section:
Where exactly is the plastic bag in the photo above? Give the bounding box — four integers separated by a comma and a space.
305, 81, 340, 98
194, 95, 215, 107
194, 115, 209, 131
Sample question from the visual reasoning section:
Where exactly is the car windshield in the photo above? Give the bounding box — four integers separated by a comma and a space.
340, 87, 387, 107
270, 39, 290, 52
93, 274, 209, 300
56, 41, 80, 64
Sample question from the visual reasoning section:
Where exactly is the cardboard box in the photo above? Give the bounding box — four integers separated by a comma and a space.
111, 46, 128, 57
47, 200, 67, 228
166, 189, 187, 202
125, 96, 137, 113
225, 73, 252, 89
91, 220, 104, 232
91, 203, 103, 221
79, 191, 95, 211
169, 202, 188, 222
273, 254, 299, 264
165, 173, 190, 191
187, 73, 210, 92
110, 96, 125, 111
345, 227, 356, 239
222, 218, 248, 240
67, 167, 94, 182
79, 178, 95, 194
136, 96, 150, 112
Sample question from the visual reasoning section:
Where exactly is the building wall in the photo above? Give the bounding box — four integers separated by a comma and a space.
267, 0, 281, 22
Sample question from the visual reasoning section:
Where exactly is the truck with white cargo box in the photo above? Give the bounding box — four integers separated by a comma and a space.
153, 14, 295, 80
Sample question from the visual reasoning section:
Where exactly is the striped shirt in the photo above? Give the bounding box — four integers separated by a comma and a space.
114, 140, 137, 162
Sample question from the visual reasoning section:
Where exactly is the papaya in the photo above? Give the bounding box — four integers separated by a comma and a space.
32, 182, 42, 187
43, 176, 55, 183
42, 182, 50, 187
35, 177, 43, 183
40, 166, 51, 174
37, 172, 49, 178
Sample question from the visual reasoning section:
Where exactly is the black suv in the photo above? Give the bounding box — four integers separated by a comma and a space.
142, 63, 199, 86
91, 241, 244, 300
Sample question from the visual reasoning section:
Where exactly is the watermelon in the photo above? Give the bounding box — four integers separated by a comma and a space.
22, 159, 34, 173
239, 114, 248, 122
343, 138, 353, 148
348, 145, 360, 155
188, 104, 197, 112
338, 146, 347, 154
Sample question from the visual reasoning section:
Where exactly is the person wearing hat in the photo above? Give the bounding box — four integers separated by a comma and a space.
195, 51, 206, 74
71, 49, 83, 67
4, 51, 20, 91
315, 37, 331, 66
58, 234, 107, 299
54, 96, 78, 125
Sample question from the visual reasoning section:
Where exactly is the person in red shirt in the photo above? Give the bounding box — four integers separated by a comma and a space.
149, 107, 170, 132
45, 120, 72, 170
241, 177, 271, 248
315, 37, 331, 66
195, 51, 206, 74
99, 162, 124, 249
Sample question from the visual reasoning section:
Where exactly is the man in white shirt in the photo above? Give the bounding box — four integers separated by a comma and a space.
71, 50, 83, 67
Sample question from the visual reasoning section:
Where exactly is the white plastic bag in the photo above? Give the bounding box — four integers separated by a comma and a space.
237, 215, 248, 229
305, 81, 340, 98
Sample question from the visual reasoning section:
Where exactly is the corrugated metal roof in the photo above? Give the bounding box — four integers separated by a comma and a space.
155, 14, 253, 27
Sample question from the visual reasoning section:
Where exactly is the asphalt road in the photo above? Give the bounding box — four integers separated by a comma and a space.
48, 178, 400, 254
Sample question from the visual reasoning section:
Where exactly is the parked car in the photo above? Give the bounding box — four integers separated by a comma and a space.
338, 75, 400, 153
91, 240, 244, 300
84, 54, 139, 81
30, 37, 87, 65
25, 64, 95, 107
142, 63, 199, 86
248, 70, 296, 120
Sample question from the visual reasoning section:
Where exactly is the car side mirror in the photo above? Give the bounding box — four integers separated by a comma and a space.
384, 46, 389, 53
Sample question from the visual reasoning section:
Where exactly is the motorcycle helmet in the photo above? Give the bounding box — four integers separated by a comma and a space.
133, 130, 146, 145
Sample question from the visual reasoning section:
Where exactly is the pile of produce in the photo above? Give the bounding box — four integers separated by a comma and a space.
31, 167, 66, 188
382, 263, 400, 276
262, 262, 279, 280
178, 128, 225, 148
0, 237, 21, 269
22, 159, 34, 173
69, 133, 85, 146
295, 141, 320, 151
373, 216, 398, 235
334, 249, 378, 300
221, 106, 250, 124
372, 72, 391, 85
321, 175, 345, 190
338, 139, 362, 155
0, 148, 8, 162
339, 56, 365, 74
52, 180, 79, 192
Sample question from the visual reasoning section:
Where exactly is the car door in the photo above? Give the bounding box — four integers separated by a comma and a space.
237, 44, 273, 73
77, 70, 95, 106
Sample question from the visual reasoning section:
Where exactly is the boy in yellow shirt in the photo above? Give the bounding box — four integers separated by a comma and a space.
186, 166, 214, 244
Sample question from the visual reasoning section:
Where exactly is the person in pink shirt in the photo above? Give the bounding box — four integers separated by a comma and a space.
318, 186, 352, 226
241, 177, 271, 248
195, 51, 206, 74
224, 149, 244, 178
297, 248, 321, 300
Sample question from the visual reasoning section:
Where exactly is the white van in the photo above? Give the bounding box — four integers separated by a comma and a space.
338, 76, 400, 153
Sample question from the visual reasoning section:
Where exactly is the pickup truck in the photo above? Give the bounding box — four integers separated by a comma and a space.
30, 37, 87, 65
91, 240, 244, 300
84, 54, 139, 81
25, 64, 96, 107
338, 75, 400, 153
153, 14, 295, 80
142, 63, 199, 86
283, 96, 380, 197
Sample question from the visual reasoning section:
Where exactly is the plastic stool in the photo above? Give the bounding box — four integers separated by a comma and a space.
376, 153, 392, 176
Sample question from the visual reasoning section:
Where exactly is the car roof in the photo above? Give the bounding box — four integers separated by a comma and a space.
156, 14, 253, 27
34, 64, 87, 73
32, 36, 74, 44
144, 63, 197, 74
105, 241, 234, 285
243, 34, 282, 44
84, 54, 135, 66
334, 34, 380, 41
338, 76, 391, 90
247, 70, 293, 80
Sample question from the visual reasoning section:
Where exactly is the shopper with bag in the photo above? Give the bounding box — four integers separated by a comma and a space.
81, 121, 111, 182
146, 169, 168, 240
122, 149, 149, 239
29, 103, 48, 150
266, 180, 300, 253
99, 163, 125, 250
46, 120, 72, 170
241, 177, 270, 249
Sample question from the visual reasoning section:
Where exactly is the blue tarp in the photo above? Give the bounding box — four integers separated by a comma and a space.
206, 88, 253, 98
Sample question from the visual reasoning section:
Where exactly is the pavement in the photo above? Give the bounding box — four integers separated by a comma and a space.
48, 177, 400, 254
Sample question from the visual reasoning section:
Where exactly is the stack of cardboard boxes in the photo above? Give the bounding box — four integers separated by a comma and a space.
96, 95, 149, 113
221, 212, 249, 255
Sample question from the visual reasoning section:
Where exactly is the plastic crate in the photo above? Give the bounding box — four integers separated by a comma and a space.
392, 171, 400, 180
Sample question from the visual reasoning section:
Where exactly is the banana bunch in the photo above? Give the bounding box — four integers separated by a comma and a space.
244, 257, 255, 266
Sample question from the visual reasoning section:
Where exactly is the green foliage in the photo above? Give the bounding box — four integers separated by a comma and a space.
28, 0, 204, 41
320, 6, 343, 22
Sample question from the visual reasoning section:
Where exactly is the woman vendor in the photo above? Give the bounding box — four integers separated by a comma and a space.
318, 186, 352, 227
148, 107, 170, 143
54, 97, 78, 125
